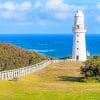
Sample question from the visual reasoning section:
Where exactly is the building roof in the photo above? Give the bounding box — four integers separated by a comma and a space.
75, 10, 84, 17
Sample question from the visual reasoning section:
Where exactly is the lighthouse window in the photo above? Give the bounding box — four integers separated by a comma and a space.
77, 25, 80, 29
77, 35, 79, 37
77, 41, 79, 43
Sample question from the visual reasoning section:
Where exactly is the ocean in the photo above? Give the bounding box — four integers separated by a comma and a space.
0, 34, 99, 58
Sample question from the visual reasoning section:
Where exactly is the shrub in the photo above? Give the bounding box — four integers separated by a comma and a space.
81, 56, 100, 80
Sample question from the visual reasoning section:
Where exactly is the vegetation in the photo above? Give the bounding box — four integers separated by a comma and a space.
0, 62, 100, 100
60, 56, 72, 60
0, 43, 49, 71
81, 56, 100, 81
0, 43, 99, 100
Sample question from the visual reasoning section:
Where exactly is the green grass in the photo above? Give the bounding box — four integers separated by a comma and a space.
0, 62, 100, 100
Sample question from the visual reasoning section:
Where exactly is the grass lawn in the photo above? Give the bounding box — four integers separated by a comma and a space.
0, 62, 100, 100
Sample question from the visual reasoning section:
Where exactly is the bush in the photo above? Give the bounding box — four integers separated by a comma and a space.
81, 56, 100, 80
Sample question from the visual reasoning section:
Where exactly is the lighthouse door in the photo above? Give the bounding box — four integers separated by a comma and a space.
76, 56, 79, 61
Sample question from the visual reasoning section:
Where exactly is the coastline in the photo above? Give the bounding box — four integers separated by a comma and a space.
0, 34, 99, 58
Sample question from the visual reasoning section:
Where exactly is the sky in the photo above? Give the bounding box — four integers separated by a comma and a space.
0, 0, 100, 34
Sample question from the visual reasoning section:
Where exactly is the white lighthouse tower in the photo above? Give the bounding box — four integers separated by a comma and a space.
72, 10, 87, 61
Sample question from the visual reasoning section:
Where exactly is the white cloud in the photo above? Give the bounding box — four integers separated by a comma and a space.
0, 1, 32, 11
45, 0, 66, 10
44, 0, 69, 20
2, 1, 16, 11
96, 16, 100, 21
34, 1, 42, 9
20, 1, 32, 11
0, 11, 14, 18
95, 2, 100, 22
43, 0, 85, 20
96, 2, 100, 9
0, 1, 32, 20
0, 0, 87, 22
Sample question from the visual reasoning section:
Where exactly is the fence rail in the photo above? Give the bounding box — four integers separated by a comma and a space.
0, 60, 66, 80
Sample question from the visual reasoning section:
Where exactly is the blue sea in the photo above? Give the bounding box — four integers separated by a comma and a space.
0, 34, 99, 58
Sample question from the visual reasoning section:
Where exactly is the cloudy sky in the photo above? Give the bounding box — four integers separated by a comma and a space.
0, 0, 100, 34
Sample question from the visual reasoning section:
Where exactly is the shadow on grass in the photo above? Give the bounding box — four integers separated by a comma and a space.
58, 76, 85, 82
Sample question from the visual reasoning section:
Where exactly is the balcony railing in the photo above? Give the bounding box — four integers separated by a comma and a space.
72, 26, 86, 33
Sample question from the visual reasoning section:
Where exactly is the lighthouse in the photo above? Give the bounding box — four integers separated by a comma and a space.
72, 10, 87, 61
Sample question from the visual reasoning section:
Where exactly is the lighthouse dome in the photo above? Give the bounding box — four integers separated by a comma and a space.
75, 10, 84, 17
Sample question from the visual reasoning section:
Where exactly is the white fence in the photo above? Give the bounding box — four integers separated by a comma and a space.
0, 60, 66, 80
0, 60, 52, 80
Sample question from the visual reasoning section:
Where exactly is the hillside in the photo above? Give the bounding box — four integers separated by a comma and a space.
0, 43, 49, 71
0, 62, 100, 100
